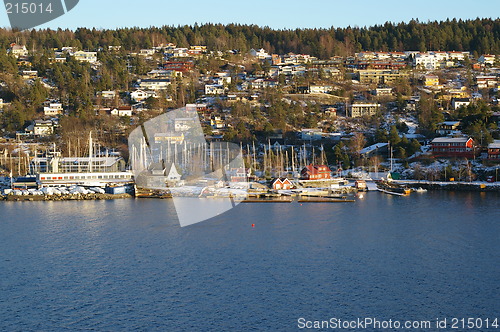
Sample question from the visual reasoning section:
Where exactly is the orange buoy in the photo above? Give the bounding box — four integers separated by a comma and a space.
251, 224, 255, 228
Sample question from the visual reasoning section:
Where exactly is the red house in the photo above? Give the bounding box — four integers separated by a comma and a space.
487, 140, 500, 161
271, 178, 293, 190
163, 61, 194, 73
300, 165, 332, 180
431, 137, 476, 158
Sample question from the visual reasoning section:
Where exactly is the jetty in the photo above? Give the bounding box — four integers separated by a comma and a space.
393, 180, 500, 192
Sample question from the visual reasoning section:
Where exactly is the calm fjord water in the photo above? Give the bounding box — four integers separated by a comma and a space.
0, 192, 499, 331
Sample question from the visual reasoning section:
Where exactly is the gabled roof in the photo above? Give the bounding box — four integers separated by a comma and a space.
431, 137, 472, 144
488, 140, 500, 149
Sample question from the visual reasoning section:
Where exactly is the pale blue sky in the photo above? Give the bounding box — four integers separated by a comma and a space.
1, 0, 499, 30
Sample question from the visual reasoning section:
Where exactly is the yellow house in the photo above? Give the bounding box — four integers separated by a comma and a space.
154, 132, 185, 144
424, 75, 439, 87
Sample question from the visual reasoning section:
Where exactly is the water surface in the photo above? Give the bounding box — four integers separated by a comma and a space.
0, 192, 499, 330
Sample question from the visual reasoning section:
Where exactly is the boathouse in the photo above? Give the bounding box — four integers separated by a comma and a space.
271, 178, 294, 190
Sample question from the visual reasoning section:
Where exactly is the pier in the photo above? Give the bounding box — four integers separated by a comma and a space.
393, 180, 500, 192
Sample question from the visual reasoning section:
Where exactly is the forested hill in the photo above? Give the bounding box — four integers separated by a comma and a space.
1, 18, 500, 58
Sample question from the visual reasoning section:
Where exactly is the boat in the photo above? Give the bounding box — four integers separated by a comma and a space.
376, 180, 411, 196
414, 187, 428, 193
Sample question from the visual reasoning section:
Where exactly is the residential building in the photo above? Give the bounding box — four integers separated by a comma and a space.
111, 106, 132, 117
431, 137, 476, 158
249, 48, 271, 59
301, 129, 324, 141
451, 98, 471, 110
250, 78, 278, 89
139, 79, 171, 90
300, 165, 332, 180
26, 120, 56, 136
349, 103, 380, 117
476, 76, 498, 89
205, 84, 225, 95
447, 51, 469, 61
147, 69, 181, 79
98, 91, 117, 99
310, 85, 333, 94
131, 90, 158, 102
43, 103, 63, 116
357, 70, 408, 84
478, 55, 496, 65
487, 140, 500, 161
8, 43, 28, 58
373, 87, 393, 96
154, 132, 185, 144
211, 117, 226, 129
163, 61, 194, 73
21, 70, 38, 80
228, 168, 250, 182
73, 51, 98, 63
143, 162, 182, 188
413, 53, 438, 70
436, 121, 461, 136
139, 49, 155, 57
188, 46, 207, 56
424, 75, 439, 87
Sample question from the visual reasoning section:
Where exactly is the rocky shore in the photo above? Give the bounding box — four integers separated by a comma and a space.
394, 180, 500, 192
2, 193, 133, 201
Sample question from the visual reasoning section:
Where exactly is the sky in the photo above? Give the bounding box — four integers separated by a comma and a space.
1, 0, 500, 31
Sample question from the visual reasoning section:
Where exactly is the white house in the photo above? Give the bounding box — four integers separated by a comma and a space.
476, 76, 498, 89
433, 52, 449, 62
205, 84, 225, 95
250, 78, 278, 89
131, 90, 158, 102
147, 69, 180, 79
43, 103, 63, 116
139, 79, 171, 90
111, 106, 133, 117
249, 48, 271, 59
451, 98, 471, 110
373, 87, 393, 96
98, 91, 117, 99
448, 51, 469, 61
8, 44, 28, 58
73, 51, 98, 63
139, 49, 155, 57
413, 53, 439, 70
478, 55, 496, 65
310, 85, 333, 94
214, 76, 232, 85
26, 120, 56, 136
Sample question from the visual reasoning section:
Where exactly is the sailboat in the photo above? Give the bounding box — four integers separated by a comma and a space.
376, 144, 410, 196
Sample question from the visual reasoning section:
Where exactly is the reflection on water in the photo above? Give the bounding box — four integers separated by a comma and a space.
0, 191, 499, 330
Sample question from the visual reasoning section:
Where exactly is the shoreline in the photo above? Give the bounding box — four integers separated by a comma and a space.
1, 180, 500, 202
1, 193, 133, 202
393, 180, 500, 192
